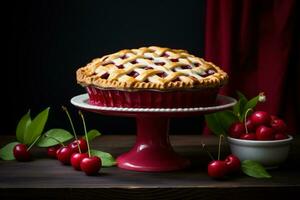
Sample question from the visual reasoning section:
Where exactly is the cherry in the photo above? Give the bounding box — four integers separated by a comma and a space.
245, 119, 256, 132
71, 153, 89, 170
228, 122, 245, 138
256, 125, 274, 140
271, 119, 287, 132
274, 132, 288, 140
78, 110, 102, 176
57, 146, 73, 165
240, 133, 256, 140
270, 115, 279, 121
225, 154, 241, 173
80, 156, 102, 175
47, 145, 61, 158
13, 144, 31, 162
68, 138, 88, 153
207, 160, 227, 178
250, 111, 271, 127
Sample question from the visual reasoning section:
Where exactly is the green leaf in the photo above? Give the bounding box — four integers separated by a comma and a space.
241, 160, 272, 178
0, 142, 20, 160
233, 91, 248, 121
241, 96, 259, 120
205, 113, 226, 136
36, 129, 73, 147
16, 110, 31, 143
90, 149, 117, 167
233, 100, 240, 117
217, 110, 239, 132
83, 129, 101, 141
25, 107, 50, 145
237, 91, 248, 101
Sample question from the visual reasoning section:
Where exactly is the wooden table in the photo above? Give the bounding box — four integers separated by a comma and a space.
1, 135, 299, 200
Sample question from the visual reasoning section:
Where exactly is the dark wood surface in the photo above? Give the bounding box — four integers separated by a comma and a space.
1, 135, 300, 200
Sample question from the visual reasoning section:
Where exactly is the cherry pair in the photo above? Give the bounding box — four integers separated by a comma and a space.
208, 154, 240, 178
204, 135, 241, 179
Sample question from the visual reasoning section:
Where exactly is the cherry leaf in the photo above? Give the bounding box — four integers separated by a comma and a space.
241, 96, 259, 120
217, 110, 239, 132
205, 113, 226, 136
83, 129, 101, 141
16, 110, 31, 143
241, 160, 271, 178
24, 107, 50, 145
0, 142, 20, 160
36, 129, 73, 147
90, 149, 116, 167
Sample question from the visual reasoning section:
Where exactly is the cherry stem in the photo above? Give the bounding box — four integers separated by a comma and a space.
79, 110, 90, 157
27, 135, 42, 151
244, 108, 253, 134
62, 106, 81, 153
44, 134, 65, 147
218, 135, 224, 160
201, 143, 215, 161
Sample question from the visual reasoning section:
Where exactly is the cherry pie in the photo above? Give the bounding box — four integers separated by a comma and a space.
76, 46, 228, 108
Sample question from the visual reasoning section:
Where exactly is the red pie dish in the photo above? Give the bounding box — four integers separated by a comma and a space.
77, 46, 228, 108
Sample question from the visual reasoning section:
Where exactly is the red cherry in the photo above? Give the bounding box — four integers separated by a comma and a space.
228, 122, 245, 138
240, 133, 256, 140
47, 145, 61, 158
56, 147, 62, 159
256, 125, 274, 140
13, 144, 31, 162
207, 160, 227, 178
250, 111, 271, 126
274, 132, 288, 140
245, 119, 256, 132
271, 119, 287, 132
57, 147, 73, 165
80, 156, 102, 176
271, 115, 279, 121
225, 154, 241, 173
68, 138, 88, 153
70, 153, 89, 170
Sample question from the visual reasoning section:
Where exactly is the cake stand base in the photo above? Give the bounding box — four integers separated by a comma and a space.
71, 94, 236, 172
117, 116, 190, 171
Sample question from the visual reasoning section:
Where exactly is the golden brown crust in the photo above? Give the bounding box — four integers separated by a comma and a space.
76, 46, 228, 90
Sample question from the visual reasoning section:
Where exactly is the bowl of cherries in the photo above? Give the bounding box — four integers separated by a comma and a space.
227, 111, 293, 168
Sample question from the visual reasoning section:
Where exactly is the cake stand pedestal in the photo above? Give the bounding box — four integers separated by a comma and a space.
71, 94, 236, 172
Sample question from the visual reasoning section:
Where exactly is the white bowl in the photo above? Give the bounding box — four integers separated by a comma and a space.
227, 135, 293, 168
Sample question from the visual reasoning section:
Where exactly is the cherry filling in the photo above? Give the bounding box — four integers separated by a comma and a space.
154, 62, 165, 66
147, 57, 154, 60
171, 77, 181, 82
144, 66, 154, 70
170, 58, 179, 62
194, 63, 200, 67
117, 65, 124, 69
120, 54, 129, 59
207, 69, 216, 75
162, 52, 170, 57
199, 69, 216, 77
157, 72, 168, 78
181, 65, 192, 69
127, 71, 139, 78
131, 60, 138, 64
100, 72, 109, 79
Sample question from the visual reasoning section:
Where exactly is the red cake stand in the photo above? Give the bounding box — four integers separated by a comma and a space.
71, 94, 236, 172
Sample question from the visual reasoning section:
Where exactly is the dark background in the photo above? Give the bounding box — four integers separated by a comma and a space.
2, 0, 206, 135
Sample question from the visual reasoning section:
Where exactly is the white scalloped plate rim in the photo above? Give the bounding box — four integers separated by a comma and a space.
70, 94, 237, 113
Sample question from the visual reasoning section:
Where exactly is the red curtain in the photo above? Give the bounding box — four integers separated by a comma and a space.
204, 0, 299, 133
